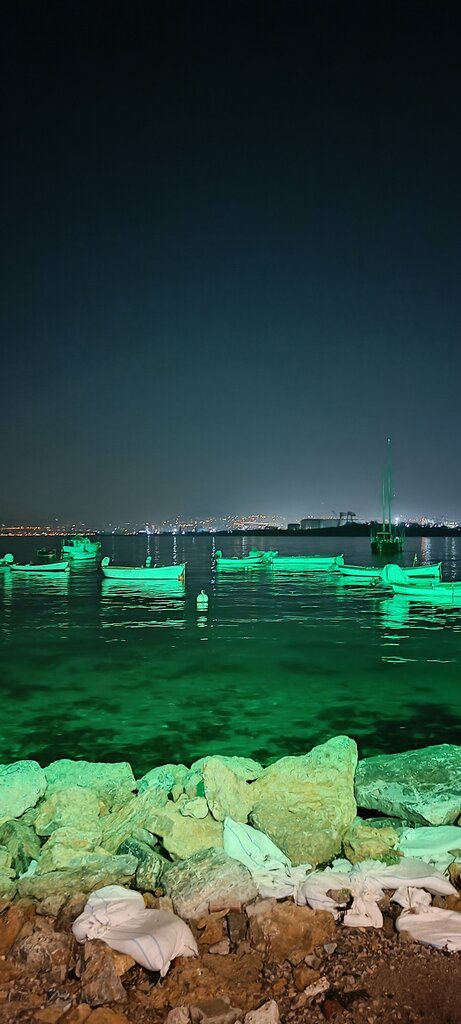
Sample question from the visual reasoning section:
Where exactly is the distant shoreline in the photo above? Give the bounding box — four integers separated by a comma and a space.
2, 525, 461, 539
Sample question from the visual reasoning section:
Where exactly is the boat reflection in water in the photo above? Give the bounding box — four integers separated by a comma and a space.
100, 577, 186, 631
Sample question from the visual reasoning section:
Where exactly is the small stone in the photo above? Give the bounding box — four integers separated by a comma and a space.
209, 939, 230, 955
197, 910, 228, 945
86, 1011, 130, 1024
323, 997, 344, 1018
244, 1001, 280, 1024
323, 942, 337, 955
0, 902, 36, 954
80, 942, 127, 1005
180, 798, 209, 819
304, 976, 329, 998
293, 965, 320, 991
57, 1009, 92, 1024
166, 1010, 191, 1024
34, 1010, 66, 1023
190, 998, 241, 1024
227, 911, 247, 945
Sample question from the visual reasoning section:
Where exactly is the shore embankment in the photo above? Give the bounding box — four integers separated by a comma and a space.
0, 737, 460, 1024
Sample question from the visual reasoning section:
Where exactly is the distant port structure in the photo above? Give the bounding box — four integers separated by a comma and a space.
289, 511, 357, 531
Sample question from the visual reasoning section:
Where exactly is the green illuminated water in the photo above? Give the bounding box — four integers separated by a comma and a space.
1, 535, 461, 772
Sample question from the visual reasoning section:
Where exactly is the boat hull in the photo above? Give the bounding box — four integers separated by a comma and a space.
10, 561, 70, 573
340, 562, 442, 582
271, 555, 344, 571
391, 582, 461, 606
101, 562, 186, 581
215, 553, 276, 570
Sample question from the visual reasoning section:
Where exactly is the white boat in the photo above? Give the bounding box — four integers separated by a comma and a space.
214, 549, 278, 570
10, 560, 70, 573
339, 562, 442, 583
100, 556, 186, 581
0, 554, 14, 572
271, 554, 344, 571
391, 582, 461, 606
62, 536, 101, 561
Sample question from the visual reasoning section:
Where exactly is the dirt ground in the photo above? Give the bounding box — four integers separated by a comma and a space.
1, 893, 461, 1024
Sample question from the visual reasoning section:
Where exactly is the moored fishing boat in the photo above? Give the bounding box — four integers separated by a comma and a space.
62, 536, 102, 561
10, 560, 70, 573
391, 581, 461, 606
214, 549, 277, 570
270, 554, 344, 571
100, 556, 186, 581
0, 553, 14, 572
340, 562, 442, 582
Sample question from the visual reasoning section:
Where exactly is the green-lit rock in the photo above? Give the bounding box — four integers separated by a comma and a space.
101, 790, 170, 853
180, 797, 209, 818
146, 797, 224, 860
0, 820, 41, 876
38, 827, 104, 872
17, 852, 138, 899
203, 757, 254, 823
342, 818, 399, 863
163, 846, 257, 918
0, 761, 47, 823
355, 744, 461, 825
137, 763, 188, 797
117, 837, 166, 890
249, 736, 358, 866
0, 846, 13, 871
45, 759, 136, 809
0, 871, 16, 899
34, 787, 102, 837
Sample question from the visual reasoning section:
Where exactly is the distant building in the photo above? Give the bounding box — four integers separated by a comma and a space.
301, 517, 340, 530
287, 523, 301, 531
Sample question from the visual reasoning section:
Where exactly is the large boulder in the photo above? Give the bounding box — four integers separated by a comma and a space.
246, 899, 336, 963
249, 736, 357, 865
342, 818, 399, 863
203, 758, 254, 823
163, 846, 257, 918
137, 763, 188, 798
34, 787, 102, 838
355, 744, 461, 825
0, 761, 46, 823
17, 852, 137, 899
117, 837, 166, 890
44, 759, 136, 809
101, 790, 170, 853
185, 756, 263, 798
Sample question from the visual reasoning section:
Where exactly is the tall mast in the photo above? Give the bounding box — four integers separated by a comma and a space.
386, 437, 392, 534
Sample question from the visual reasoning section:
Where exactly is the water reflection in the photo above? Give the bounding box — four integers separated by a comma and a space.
100, 577, 186, 630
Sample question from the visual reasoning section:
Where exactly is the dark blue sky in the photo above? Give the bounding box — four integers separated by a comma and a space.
2, 1, 461, 523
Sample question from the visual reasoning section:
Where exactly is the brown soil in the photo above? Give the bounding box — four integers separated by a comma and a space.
1, 896, 460, 1024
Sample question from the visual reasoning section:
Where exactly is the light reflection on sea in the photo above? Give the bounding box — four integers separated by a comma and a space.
1, 534, 461, 771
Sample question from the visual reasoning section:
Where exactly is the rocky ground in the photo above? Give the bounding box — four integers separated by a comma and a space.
1, 888, 461, 1024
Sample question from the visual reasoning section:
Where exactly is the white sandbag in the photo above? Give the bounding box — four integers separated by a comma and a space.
223, 817, 312, 900
393, 886, 461, 951
72, 885, 198, 975
398, 827, 461, 870
299, 857, 456, 927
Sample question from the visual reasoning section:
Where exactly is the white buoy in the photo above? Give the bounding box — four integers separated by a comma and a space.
196, 589, 209, 611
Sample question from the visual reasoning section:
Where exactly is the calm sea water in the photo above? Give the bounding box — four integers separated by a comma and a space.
1, 535, 461, 773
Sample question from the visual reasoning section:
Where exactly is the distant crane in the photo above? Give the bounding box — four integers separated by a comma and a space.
332, 510, 357, 524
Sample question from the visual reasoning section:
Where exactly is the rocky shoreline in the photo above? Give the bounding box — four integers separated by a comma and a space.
1, 737, 460, 1023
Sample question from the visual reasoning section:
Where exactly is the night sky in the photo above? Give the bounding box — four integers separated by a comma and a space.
2, 1, 461, 524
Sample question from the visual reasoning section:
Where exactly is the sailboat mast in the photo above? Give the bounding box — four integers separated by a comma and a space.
387, 437, 392, 536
